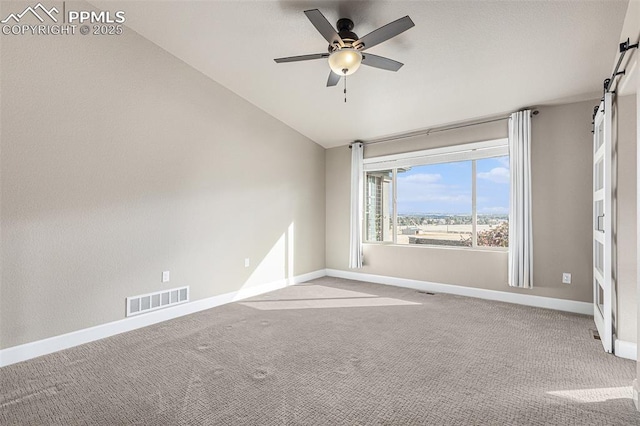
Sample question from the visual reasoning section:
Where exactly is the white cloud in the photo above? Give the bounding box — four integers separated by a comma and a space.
401, 173, 442, 184
478, 167, 509, 184
397, 173, 471, 208
497, 157, 510, 167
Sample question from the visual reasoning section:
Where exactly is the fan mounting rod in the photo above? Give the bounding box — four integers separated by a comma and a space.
330, 18, 362, 52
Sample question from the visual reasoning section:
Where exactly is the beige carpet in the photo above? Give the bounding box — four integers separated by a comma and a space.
1, 277, 638, 425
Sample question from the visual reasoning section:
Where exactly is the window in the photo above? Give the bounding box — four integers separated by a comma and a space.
365, 171, 394, 242
363, 139, 509, 249
476, 156, 510, 247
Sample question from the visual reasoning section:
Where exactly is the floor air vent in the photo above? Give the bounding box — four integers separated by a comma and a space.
590, 329, 601, 340
126, 286, 189, 317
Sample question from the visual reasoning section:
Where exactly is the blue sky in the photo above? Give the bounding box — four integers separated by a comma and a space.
396, 156, 509, 215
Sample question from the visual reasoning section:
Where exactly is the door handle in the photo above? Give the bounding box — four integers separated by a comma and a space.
596, 214, 605, 232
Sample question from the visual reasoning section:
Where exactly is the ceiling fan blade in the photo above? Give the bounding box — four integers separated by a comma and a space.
274, 53, 329, 63
327, 71, 341, 87
361, 53, 404, 72
304, 9, 344, 47
356, 16, 415, 51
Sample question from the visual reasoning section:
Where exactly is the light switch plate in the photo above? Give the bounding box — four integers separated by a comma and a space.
162, 271, 170, 283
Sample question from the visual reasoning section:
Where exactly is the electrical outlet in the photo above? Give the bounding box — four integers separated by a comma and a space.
162, 271, 170, 283
244, 258, 250, 268
562, 273, 571, 284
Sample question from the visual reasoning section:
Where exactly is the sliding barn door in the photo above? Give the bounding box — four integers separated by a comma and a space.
592, 92, 612, 353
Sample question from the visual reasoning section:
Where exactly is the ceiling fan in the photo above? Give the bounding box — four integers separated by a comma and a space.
274, 9, 415, 87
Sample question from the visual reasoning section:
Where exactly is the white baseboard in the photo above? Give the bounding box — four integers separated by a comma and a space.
633, 379, 640, 411
615, 338, 638, 361
0, 269, 326, 368
326, 269, 593, 315
291, 269, 326, 285
333, 268, 637, 361
2, 268, 618, 368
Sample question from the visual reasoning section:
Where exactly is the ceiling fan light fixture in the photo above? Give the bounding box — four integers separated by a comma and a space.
328, 48, 362, 76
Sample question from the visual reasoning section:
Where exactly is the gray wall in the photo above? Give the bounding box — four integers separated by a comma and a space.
0, 7, 325, 349
326, 100, 597, 302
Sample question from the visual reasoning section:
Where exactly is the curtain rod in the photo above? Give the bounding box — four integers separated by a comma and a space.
350, 110, 538, 147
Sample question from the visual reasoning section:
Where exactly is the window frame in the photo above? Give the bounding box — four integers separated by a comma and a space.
363, 138, 509, 251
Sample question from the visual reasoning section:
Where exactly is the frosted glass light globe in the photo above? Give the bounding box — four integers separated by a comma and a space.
328, 49, 362, 76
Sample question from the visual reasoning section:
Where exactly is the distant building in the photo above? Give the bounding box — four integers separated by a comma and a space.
401, 227, 419, 235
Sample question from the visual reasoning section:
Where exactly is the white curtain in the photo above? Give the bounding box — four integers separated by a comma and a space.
349, 142, 364, 269
508, 110, 533, 288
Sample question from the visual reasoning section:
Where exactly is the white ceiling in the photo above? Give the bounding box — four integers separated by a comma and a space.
91, 1, 629, 148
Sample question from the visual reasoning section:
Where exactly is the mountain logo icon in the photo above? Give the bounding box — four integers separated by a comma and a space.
1, 3, 59, 24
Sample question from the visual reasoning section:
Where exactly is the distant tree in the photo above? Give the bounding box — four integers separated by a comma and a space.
477, 221, 509, 247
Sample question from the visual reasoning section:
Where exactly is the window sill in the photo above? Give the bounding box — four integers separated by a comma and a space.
363, 242, 508, 253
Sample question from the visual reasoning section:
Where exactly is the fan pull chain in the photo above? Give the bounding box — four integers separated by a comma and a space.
343, 69, 348, 103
